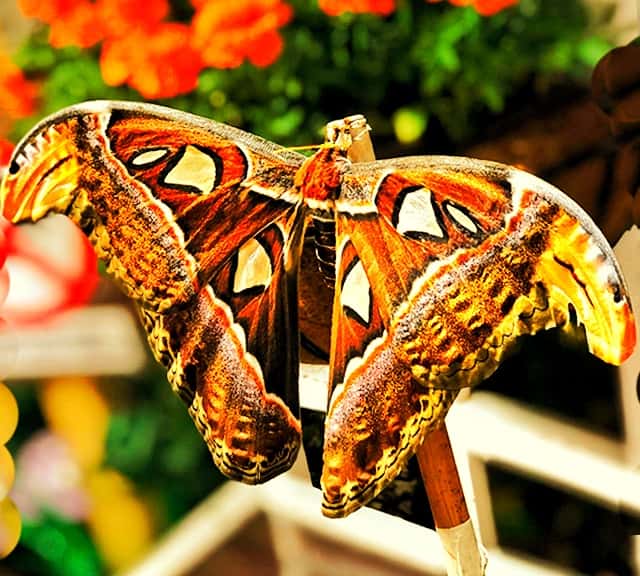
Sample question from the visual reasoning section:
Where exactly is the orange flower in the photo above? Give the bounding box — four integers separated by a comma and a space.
19, 0, 169, 48
192, 0, 292, 69
427, 0, 518, 15
18, 0, 77, 25
318, 0, 396, 16
100, 23, 203, 99
96, 0, 169, 37
94, 0, 185, 98
471, 0, 517, 15
18, 0, 102, 48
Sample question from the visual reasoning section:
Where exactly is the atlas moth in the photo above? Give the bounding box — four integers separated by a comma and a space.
0, 101, 634, 517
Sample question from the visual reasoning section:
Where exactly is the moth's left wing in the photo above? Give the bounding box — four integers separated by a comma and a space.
322, 156, 635, 516
0, 101, 307, 483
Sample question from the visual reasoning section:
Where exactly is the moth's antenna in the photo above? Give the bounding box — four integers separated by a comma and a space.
286, 144, 325, 152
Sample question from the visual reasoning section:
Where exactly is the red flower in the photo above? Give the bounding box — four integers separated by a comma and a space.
19, 0, 171, 48
97, 0, 203, 99
318, 0, 396, 16
2, 217, 98, 326
0, 139, 14, 167
19, 0, 200, 99
100, 23, 203, 99
18, 0, 296, 96
0, 53, 38, 122
427, 0, 518, 15
471, 0, 517, 15
192, 0, 292, 69
17, 0, 78, 23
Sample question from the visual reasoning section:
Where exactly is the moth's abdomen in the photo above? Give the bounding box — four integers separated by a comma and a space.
309, 210, 337, 283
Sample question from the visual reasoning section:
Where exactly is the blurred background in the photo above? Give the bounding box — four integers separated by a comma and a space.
1, 0, 640, 575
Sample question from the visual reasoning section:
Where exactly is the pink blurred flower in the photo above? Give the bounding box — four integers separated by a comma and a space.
1, 217, 98, 325
11, 431, 89, 521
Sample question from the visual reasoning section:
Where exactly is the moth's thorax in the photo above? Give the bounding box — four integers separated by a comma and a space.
295, 146, 349, 210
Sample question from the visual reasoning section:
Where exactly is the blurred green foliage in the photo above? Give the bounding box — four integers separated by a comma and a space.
12, 0, 611, 147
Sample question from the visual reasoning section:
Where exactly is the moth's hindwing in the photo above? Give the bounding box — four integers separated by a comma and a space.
321, 235, 458, 516
139, 201, 305, 482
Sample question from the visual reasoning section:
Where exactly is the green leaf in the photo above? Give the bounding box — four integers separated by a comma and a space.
576, 35, 612, 67
104, 407, 159, 477
19, 513, 103, 576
